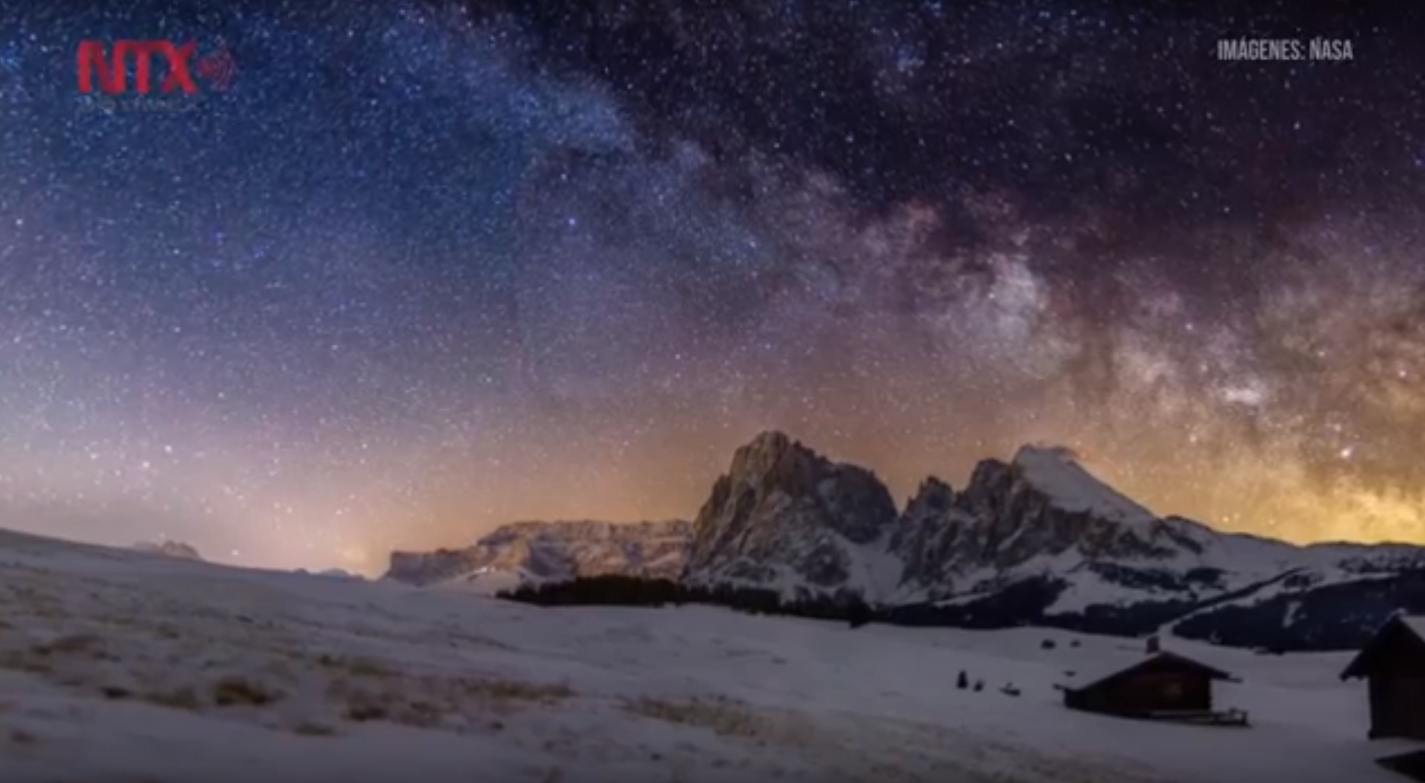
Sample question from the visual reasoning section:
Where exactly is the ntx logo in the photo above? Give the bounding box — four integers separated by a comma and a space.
77, 40, 235, 95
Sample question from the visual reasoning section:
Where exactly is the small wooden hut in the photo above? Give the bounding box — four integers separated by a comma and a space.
1340, 614, 1425, 741
1060, 651, 1242, 724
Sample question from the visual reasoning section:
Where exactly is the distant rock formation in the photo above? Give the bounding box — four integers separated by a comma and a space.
294, 568, 361, 579
383, 519, 691, 588
132, 540, 204, 561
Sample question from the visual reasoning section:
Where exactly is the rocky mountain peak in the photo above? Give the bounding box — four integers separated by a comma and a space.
1007, 444, 1156, 525
682, 431, 899, 595
743, 429, 794, 456
904, 476, 956, 518
726, 430, 819, 497
959, 457, 1013, 516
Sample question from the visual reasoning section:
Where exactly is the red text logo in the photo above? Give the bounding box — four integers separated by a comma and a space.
77, 40, 234, 95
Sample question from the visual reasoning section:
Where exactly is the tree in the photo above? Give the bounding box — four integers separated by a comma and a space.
847, 601, 872, 629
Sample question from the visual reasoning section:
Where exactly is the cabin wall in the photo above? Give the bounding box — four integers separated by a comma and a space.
1066, 671, 1211, 715
1354, 628, 1425, 741
1369, 674, 1425, 741
1368, 639, 1425, 678
1112, 672, 1210, 712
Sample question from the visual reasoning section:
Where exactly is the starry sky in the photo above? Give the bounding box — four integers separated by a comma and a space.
0, 1, 1422, 574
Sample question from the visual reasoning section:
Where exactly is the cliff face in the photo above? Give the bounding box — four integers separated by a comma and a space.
681, 431, 901, 597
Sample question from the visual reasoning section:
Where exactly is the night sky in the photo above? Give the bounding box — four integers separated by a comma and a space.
1, 1, 1422, 573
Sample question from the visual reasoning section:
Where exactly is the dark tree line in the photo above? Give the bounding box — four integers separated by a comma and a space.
496, 570, 1425, 652
497, 575, 875, 626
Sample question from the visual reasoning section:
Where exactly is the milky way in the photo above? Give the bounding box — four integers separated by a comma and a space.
0, 1, 1422, 573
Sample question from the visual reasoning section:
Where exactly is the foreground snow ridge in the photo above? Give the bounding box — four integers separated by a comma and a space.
0, 528, 1408, 783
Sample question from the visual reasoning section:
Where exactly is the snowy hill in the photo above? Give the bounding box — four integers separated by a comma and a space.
0, 526, 1407, 783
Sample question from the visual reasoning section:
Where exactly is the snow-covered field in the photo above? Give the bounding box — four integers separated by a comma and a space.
0, 528, 1415, 783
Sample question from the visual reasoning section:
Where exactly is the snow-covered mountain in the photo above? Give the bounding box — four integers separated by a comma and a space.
885, 442, 1424, 606
877, 442, 1425, 648
384, 519, 691, 591
387, 431, 1425, 650
682, 432, 1425, 648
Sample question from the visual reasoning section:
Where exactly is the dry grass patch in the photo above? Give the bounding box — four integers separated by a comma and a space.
292, 720, 338, 737
328, 680, 437, 728
623, 695, 765, 739
97, 678, 274, 713
0, 650, 54, 675
327, 674, 575, 732
456, 676, 574, 705
144, 685, 204, 711
8, 727, 38, 745
315, 653, 394, 678
0, 631, 122, 676
212, 675, 282, 707
31, 632, 106, 657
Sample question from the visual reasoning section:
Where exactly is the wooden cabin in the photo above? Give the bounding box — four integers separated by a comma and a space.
1061, 651, 1235, 719
1340, 614, 1425, 741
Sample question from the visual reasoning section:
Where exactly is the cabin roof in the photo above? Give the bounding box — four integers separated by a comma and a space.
1402, 616, 1425, 641
1340, 614, 1425, 680
1062, 650, 1234, 693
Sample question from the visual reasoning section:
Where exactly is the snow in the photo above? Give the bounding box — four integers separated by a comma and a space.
1012, 445, 1158, 526
844, 532, 907, 601
1399, 615, 1425, 642
1047, 563, 1169, 613
1059, 650, 1233, 696
0, 527, 1416, 783
432, 567, 528, 596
